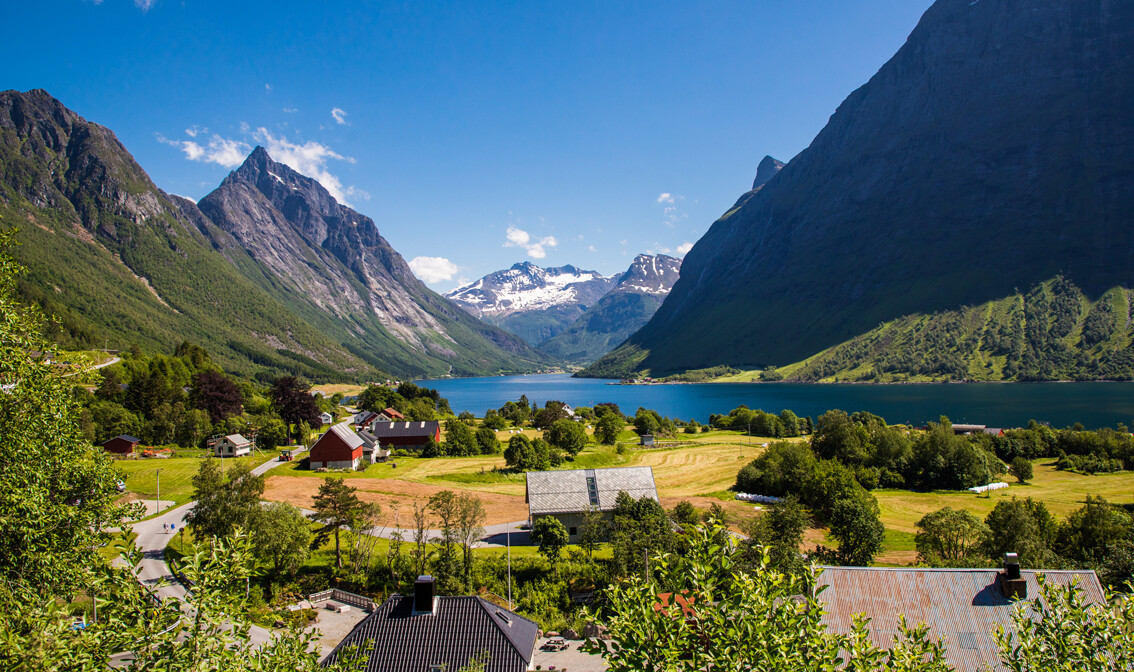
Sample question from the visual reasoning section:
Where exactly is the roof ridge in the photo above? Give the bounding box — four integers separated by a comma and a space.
474, 596, 539, 664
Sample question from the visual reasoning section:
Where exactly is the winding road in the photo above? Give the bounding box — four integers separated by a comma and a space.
130, 455, 530, 647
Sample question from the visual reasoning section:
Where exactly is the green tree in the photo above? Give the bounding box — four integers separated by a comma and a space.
578, 505, 608, 561
312, 477, 363, 568
1057, 495, 1132, 564
595, 412, 624, 445
428, 490, 461, 591
270, 376, 321, 442
503, 434, 549, 471
984, 497, 1059, 568
474, 426, 500, 455
0, 235, 129, 596
823, 496, 885, 566
443, 418, 477, 456
995, 575, 1134, 671
189, 370, 244, 423
250, 502, 313, 575
455, 492, 486, 589
744, 495, 810, 574
1010, 457, 1034, 484
583, 523, 953, 672
185, 459, 266, 540
531, 516, 569, 566
610, 492, 674, 579
915, 507, 990, 566
546, 418, 588, 457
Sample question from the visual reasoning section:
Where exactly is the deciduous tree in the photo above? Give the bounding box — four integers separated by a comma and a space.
312, 477, 364, 568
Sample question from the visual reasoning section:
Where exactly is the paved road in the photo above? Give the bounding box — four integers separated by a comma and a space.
130, 453, 530, 649
129, 453, 287, 645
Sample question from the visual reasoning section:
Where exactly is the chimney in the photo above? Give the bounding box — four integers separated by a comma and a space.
414, 575, 436, 614
1000, 553, 1027, 599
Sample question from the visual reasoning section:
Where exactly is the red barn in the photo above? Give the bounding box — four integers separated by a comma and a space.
102, 435, 140, 455
309, 423, 365, 470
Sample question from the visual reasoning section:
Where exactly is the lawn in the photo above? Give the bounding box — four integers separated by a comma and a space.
115, 450, 281, 507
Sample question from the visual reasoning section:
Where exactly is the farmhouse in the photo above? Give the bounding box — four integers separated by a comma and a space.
376, 407, 404, 421
322, 576, 538, 672
102, 434, 140, 455
815, 555, 1106, 672
525, 466, 658, 541
356, 429, 391, 463
319, 411, 334, 426
309, 422, 365, 470
371, 420, 441, 450
212, 434, 251, 458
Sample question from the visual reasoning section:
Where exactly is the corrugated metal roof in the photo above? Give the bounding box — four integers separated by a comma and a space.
224, 434, 250, 445
321, 595, 538, 672
815, 566, 1106, 672
327, 422, 364, 449
526, 466, 658, 516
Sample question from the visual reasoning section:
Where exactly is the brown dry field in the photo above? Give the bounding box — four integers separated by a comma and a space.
263, 475, 530, 525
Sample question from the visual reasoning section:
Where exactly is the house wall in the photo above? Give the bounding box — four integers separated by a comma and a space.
214, 439, 250, 458
310, 431, 362, 469
102, 438, 136, 454
531, 512, 609, 541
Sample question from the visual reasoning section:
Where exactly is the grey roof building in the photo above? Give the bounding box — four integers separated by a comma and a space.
322, 576, 538, 672
525, 467, 658, 540
815, 560, 1106, 672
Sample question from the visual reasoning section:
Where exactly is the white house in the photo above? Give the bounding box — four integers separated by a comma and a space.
320, 411, 334, 426
213, 434, 251, 458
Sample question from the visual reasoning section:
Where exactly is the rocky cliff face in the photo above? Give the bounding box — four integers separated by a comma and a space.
584, 0, 1134, 377
0, 89, 368, 380
0, 90, 546, 379
197, 148, 545, 377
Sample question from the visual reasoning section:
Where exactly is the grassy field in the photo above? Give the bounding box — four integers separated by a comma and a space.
114, 450, 281, 507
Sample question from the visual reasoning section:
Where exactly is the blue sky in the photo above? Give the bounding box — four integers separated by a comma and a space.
6, 0, 934, 292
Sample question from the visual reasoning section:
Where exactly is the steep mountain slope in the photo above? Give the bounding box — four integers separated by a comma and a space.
539, 254, 682, 363
196, 148, 547, 378
446, 262, 620, 345
583, 0, 1134, 378
778, 278, 1134, 382
0, 89, 370, 381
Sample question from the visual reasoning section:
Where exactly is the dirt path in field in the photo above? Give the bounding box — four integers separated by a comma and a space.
263, 476, 531, 525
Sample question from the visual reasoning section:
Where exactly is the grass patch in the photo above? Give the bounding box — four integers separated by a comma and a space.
116, 451, 281, 507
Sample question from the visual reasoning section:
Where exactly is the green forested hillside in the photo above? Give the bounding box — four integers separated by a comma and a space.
776, 278, 1134, 382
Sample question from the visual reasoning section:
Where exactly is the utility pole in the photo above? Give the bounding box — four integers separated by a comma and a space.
155, 468, 162, 514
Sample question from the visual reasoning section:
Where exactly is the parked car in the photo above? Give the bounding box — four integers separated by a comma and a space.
116, 479, 126, 492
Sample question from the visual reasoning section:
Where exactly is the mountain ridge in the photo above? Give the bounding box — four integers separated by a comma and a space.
581, 0, 1134, 379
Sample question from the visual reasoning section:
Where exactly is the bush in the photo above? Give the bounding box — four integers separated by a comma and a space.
1010, 457, 1034, 484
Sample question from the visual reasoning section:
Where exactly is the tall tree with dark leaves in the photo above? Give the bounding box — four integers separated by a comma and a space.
313, 477, 364, 569
270, 376, 321, 441
190, 370, 244, 423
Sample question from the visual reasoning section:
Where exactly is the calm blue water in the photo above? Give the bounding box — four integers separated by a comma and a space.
415, 375, 1134, 429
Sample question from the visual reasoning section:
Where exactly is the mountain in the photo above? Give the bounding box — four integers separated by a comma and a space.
197, 148, 546, 378
445, 262, 621, 345
538, 254, 682, 364
779, 278, 1134, 382
582, 0, 1134, 379
0, 90, 546, 380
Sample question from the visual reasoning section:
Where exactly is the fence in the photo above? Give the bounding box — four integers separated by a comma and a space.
308, 588, 377, 611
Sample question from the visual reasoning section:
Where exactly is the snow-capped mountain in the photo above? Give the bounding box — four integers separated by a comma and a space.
447, 262, 620, 317
447, 255, 682, 361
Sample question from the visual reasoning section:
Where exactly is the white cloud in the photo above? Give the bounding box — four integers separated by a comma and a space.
657, 193, 675, 204
331, 107, 349, 125
252, 128, 357, 204
184, 125, 204, 138
408, 256, 459, 284
134, 0, 155, 11
588, 245, 597, 253
157, 132, 249, 168
265, 83, 272, 92
504, 225, 557, 259
659, 193, 687, 228
676, 241, 694, 255
282, 107, 298, 114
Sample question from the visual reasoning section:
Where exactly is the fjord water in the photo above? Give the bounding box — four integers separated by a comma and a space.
418, 375, 1134, 429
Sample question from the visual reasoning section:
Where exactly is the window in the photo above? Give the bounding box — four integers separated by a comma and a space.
569, 527, 578, 536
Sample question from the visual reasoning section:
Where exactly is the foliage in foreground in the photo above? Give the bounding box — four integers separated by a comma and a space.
585, 523, 1134, 671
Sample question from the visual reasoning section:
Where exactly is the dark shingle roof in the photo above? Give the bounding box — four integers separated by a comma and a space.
322, 595, 539, 672
526, 466, 658, 516
816, 566, 1106, 672
109, 435, 140, 444
371, 421, 440, 439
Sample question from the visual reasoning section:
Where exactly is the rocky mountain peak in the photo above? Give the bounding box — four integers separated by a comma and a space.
615, 254, 682, 295
752, 155, 785, 190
